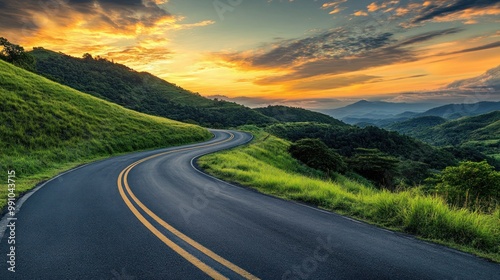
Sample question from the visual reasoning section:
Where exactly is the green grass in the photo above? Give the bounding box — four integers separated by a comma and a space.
0, 60, 212, 209
199, 127, 500, 262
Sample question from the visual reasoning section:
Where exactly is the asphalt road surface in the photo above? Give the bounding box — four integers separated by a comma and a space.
1, 130, 499, 279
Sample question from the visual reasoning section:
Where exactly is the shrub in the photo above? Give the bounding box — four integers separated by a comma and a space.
289, 138, 347, 174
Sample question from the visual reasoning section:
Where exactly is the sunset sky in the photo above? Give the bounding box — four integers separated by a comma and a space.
1, 0, 499, 108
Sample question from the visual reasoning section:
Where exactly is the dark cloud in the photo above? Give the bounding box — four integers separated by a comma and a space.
412, 0, 500, 23
219, 27, 463, 85
443, 41, 500, 55
255, 44, 415, 84
221, 29, 394, 69
397, 28, 464, 46
382, 74, 428, 82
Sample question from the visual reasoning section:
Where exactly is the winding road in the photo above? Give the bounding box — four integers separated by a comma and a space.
1, 130, 499, 279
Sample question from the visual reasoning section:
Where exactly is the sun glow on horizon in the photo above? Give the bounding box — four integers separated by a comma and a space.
1, 0, 499, 108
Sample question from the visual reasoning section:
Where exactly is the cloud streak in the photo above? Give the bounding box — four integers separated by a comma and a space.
411, 0, 500, 23
216, 27, 463, 85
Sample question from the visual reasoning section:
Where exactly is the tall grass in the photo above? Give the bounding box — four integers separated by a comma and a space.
199, 128, 500, 262
0, 60, 211, 208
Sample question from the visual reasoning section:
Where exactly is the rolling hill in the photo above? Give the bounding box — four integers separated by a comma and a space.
265, 122, 458, 169
385, 116, 447, 135
0, 59, 211, 207
30, 48, 275, 128
387, 111, 500, 158
254, 105, 347, 126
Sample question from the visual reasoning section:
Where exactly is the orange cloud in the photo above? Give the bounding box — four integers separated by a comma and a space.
353, 11, 369, 16
0, 0, 214, 74
321, 0, 347, 15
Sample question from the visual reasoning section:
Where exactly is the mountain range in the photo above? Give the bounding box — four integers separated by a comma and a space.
319, 100, 435, 120
327, 100, 500, 126
319, 65, 500, 125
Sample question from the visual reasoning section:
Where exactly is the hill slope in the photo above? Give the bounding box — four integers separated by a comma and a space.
265, 122, 457, 169
387, 111, 500, 158
0, 59, 211, 207
30, 48, 275, 128
385, 116, 447, 135
254, 105, 346, 126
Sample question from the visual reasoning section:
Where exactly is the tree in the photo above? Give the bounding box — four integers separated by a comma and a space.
429, 161, 500, 208
82, 53, 93, 60
0, 37, 35, 71
348, 148, 399, 190
289, 138, 347, 174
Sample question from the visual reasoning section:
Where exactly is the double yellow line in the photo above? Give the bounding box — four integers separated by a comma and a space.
117, 133, 259, 280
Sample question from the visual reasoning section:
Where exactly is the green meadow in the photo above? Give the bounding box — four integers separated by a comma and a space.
0, 59, 211, 209
199, 126, 500, 262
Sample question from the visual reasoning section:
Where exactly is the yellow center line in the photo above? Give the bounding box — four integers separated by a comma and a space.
117, 132, 260, 280
117, 169, 227, 280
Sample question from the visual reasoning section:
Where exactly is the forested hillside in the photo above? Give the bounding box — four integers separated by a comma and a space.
255, 105, 347, 126
266, 122, 498, 186
30, 48, 275, 128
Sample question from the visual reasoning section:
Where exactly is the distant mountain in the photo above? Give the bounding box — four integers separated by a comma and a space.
30, 48, 275, 128
320, 100, 435, 121
446, 65, 500, 90
416, 101, 500, 119
254, 105, 347, 126
343, 101, 500, 127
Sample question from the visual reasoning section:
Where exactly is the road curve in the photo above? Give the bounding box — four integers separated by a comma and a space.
1, 130, 499, 279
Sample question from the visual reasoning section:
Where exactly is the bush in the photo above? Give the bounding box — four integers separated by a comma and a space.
429, 161, 500, 210
289, 138, 347, 174
348, 148, 400, 190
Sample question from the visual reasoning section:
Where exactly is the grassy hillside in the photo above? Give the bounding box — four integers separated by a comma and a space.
0, 59, 211, 208
254, 105, 346, 126
30, 48, 275, 128
199, 127, 500, 262
387, 112, 500, 158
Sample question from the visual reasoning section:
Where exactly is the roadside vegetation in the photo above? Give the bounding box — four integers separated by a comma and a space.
199, 126, 500, 262
267, 122, 499, 188
0, 59, 211, 209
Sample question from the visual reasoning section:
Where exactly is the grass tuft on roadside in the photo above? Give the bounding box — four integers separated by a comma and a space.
198, 127, 500, 262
